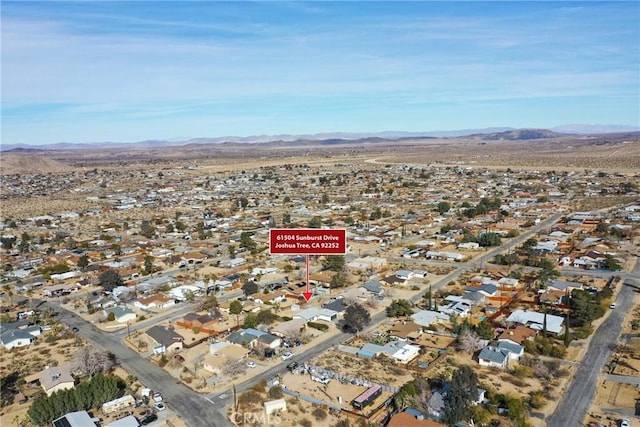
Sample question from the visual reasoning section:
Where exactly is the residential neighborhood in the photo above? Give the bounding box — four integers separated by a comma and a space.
1, 155, 639, 427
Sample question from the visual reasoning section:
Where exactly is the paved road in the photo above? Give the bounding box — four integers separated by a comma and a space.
547, 267, 639, 426
47, 302, 231, 427
39, 211, 565, 427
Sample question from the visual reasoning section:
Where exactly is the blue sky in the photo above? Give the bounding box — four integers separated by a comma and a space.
2, 1, 639, 145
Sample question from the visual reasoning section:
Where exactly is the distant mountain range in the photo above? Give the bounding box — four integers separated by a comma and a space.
1, 124, 638, 151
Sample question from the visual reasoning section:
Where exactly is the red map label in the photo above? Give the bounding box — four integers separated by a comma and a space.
269, 229, 347, 254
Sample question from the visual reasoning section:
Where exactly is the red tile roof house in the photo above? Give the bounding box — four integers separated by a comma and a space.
133, 293, 175, 310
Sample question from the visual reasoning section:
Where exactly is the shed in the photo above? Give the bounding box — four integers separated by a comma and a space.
264, 398, 287, 415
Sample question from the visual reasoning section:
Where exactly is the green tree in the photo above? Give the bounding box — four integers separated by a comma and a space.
256, 309, 278, 325
330, 272, 346, 289
242, 281, 259, 296
436, 201, 451, 214
98, 269, 124, 292
1, 236, 17, 252
443, 366, 478, 425
343, 303, 370, 334
475, 320, 494, 340
228, 244, 236, 259
603, 254, 621, 271
240, 232, 256, 250
477, 232, 502, 247
424, 284, 433, 310
322, 255, 345, 272
107, 311, 116, 321
77, 254, 89, 269
386, 299, 414, 317
143, 255, 154, 275
321, 193, 330, 204
111, 243, 122, 256
243, 312, 258, 329
199, 295, 218, 312
139, 220, 155, 238
570, 289, 604, 327
230, 300, 243, 325
308, 216, 323, 228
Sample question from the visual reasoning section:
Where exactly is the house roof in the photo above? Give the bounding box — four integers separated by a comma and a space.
497, 326, 537, 344
322, 298, 348, 313
496, 341, 524, 355
103, 306, 135, 319
293, 308, 337, 322
387, 321, 421, 339
136, 293, 173, 305
506, 309, 564, 334
105, 415, 139, 427
478, 346, 509, 365
53, 410, 98, 427
146, 326, 184, 347
39, 364, 74, 391
362, 281, 383, 294
410, 310, 449, 327
0, 329, 34, 345
387, 412, 446, 427
548, 280, 583, 291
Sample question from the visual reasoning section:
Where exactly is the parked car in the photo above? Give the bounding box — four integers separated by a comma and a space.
287, 362, 298, 372
153, 402, 166, 411
246, 361, 256, 368
153, 393, 163, 402
610, 303, 617, 309
620, 419, 629, 427
281, 351, 293, 360
140, 414, 158, 425
71, 326, 79, 333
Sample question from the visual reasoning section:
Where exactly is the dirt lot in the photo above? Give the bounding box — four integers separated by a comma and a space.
0, 328, 84, 426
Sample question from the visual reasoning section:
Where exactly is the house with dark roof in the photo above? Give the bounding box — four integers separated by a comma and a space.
0, 329, 36, 350
477, 346, 509, 368
52, 410, 99, 427
226, 328, 281, 349
322, 298, 349, 314
146, 325, 184, 353
361, 281, 384, 295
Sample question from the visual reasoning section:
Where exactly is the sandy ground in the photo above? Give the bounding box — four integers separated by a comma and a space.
0, 328, 83, 426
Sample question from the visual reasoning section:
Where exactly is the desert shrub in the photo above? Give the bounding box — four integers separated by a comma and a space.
238, 390, 261, 408
268, 386, 283, 399
511, 365, 531, 377
312, 407, 328, 420
300, 420, 312, 427
528, 391, 547, 409
158, 354, 168, 367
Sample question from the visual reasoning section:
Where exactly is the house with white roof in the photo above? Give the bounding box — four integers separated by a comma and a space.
506, 309, 564, 335
293, 308, 338, 323
357, 340, 421, 364
410, 310, 449, 327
